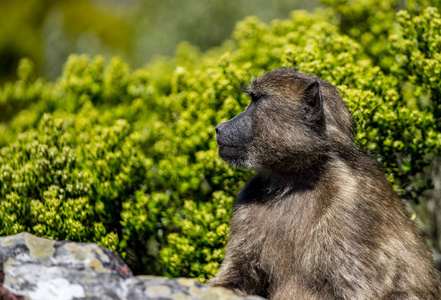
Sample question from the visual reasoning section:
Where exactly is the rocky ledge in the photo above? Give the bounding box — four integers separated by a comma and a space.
0, 233, 263, 300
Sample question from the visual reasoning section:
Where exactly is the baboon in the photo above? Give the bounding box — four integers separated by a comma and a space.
211, 69, 441, 299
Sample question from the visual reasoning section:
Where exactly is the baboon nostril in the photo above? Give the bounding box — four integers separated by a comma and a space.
215, 126, 220, 135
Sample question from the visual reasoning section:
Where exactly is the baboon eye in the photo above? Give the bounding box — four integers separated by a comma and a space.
249, 92, 264, 102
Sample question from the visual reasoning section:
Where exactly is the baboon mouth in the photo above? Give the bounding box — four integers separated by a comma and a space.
218, 144, 247, 151
218, 144, 240, 149
218, 144, 246, 158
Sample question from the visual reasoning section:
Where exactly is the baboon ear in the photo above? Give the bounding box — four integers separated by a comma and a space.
303, 80, 323, 122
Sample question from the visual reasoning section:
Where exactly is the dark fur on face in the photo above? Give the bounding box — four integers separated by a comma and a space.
212, 69, 441, 299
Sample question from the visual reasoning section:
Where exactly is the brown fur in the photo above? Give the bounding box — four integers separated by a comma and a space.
211, 69, 441, 299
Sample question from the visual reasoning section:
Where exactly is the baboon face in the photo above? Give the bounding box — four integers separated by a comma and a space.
215, 69, 353, 173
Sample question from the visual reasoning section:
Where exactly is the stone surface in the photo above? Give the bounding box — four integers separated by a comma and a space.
0, 233, 263, 300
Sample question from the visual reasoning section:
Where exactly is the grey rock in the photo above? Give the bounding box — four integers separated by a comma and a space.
0, 233, 264, 300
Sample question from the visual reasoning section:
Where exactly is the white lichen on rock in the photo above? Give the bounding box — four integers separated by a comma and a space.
0, 233, 264, 300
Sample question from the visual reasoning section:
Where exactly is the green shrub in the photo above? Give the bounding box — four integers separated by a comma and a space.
0, 112, 153, 252
1, 2, 441, 279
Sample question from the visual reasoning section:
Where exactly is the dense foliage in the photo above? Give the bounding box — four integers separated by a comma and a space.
1, 0, 441, 279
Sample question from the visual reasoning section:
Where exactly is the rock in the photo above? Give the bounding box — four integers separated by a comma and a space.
0, 233, 264, 300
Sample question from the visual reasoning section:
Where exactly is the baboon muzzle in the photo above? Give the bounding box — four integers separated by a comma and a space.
215, 109, 253, 148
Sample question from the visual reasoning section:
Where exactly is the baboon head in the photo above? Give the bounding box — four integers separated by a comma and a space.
215, 69, 354, 174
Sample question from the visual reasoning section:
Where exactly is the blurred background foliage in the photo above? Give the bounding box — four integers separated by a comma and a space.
0, 0, 318, 82
1, 0, 441, 282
